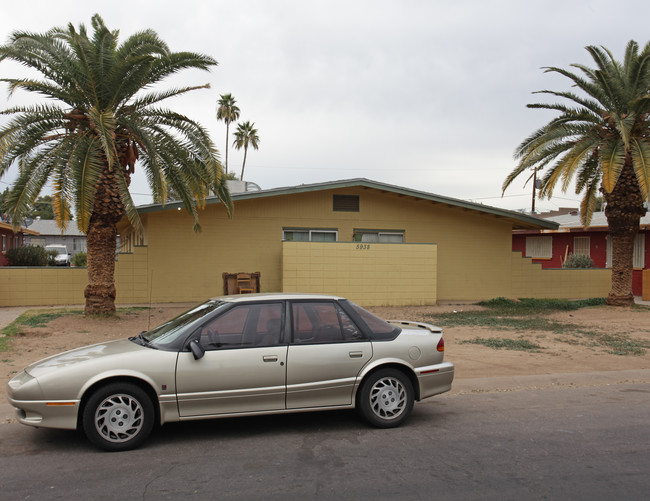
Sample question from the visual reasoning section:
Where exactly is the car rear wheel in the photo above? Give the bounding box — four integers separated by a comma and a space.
358, 369, 414, 428
82, 382, 154, 452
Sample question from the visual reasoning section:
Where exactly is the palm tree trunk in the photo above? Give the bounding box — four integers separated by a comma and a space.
84, 218, 118, 314
240, 146, 248, 180
603, 160, 647, 306
224, 122, 230, 175
84, 164, 126, 315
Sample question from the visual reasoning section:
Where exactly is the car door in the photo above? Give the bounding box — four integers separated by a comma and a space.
176, 301, 288, 417
286, 301, 371, 409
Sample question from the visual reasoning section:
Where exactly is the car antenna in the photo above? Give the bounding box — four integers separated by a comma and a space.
147, 270, 154, 331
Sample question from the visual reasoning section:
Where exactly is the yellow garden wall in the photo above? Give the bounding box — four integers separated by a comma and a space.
281, 241, 437, 306
511, 252, 611, 298
0, 267, 87, 306
0, 246, 150, 307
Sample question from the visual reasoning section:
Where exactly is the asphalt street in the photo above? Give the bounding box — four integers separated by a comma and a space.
1, 379, 649, 500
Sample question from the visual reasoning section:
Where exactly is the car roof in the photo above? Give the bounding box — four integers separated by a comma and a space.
209, 292, 346, 303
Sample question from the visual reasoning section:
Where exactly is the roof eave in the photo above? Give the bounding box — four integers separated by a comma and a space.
134, 178, 559, 230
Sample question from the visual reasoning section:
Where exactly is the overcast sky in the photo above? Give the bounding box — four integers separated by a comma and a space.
1, 0, 650, 213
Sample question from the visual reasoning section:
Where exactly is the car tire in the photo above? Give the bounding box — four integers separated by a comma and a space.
82, 382, 154, 452
358, 369, 414, 428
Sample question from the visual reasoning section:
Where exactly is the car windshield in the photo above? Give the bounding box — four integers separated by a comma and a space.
345, 301, 401, 340
144, 300, 227, 349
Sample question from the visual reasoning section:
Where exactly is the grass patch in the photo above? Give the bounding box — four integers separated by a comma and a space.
429, 297, 648, 356
426, 298, 607, 333
461, 337, 543, 352
585, 333, 650, 356
427, 313, 580, 332
476, 297, 606, 314
0, 307, 150, 353
0, 309, 83, 352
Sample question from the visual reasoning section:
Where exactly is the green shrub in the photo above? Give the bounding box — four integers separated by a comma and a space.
5, 245, 49, 266
72, 251, 87, 267
562, 253, 595, 269
45, 249, 59, 266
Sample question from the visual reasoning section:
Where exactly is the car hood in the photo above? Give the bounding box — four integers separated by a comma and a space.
24, 339, 147, 378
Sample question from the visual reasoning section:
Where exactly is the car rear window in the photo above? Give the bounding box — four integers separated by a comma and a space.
345, 301, 401, 340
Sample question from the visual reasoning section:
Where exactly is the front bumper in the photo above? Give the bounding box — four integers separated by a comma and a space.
7, 397, 80, 430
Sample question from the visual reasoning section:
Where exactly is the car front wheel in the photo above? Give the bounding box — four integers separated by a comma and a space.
358, 369, 414, 428
82, 382, 154, 452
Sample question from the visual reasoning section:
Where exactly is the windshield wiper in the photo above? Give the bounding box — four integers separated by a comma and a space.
130, 331, 152, 347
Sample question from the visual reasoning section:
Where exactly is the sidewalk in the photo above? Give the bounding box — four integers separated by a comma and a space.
0, 306, 31, 330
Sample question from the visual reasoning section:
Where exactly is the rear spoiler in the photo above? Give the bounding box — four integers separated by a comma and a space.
388, 320, 442, 334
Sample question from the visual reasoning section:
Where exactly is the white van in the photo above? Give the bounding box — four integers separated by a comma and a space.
44, 244, 71, 266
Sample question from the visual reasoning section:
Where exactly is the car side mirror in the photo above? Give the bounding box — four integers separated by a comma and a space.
189, 339, 205, 360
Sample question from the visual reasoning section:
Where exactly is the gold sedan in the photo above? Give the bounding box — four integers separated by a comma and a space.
7, 294, 454, 451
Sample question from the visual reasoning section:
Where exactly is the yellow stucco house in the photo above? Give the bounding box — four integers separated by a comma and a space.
108, 178, 612, 307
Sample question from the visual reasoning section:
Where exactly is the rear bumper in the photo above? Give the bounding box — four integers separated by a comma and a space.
416, 361, 455, 400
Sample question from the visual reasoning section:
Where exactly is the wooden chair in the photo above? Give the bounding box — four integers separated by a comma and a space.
236, 273, 255, 294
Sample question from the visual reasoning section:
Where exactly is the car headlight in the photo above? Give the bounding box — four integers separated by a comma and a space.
7, 371, 44, 400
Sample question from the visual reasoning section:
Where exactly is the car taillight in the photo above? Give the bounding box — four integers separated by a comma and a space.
437, 337, 444, 352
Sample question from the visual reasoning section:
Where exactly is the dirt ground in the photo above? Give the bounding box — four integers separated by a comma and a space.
1, 302, 649, 402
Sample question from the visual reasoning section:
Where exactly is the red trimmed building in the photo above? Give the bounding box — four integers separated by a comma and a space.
0, 219, 40, 266
512, 210, 650, 296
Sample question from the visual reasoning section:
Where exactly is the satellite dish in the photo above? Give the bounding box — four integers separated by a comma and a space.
24, 217, 34, 227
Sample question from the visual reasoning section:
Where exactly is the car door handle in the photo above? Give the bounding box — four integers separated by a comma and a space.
263, 355, 279, 362
349, 351, 364, 358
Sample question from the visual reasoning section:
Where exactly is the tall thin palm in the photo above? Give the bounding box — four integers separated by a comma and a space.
503, 41, 650, 305
0, 14, 232, 315
216, 93, 240, 175
233, 121, 260, 180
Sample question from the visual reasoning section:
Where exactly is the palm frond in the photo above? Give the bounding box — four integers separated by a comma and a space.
630, 138, 650, 199
600, 139, 626, 193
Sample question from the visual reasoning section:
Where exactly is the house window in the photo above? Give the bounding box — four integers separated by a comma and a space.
573, 236, 590, 256
1, 235, 6, 252
333, 195, 359, 212
353, 230, 404, 243
283, 229, 338, 242
525, 236, 552, 258
606, 233, 646, 268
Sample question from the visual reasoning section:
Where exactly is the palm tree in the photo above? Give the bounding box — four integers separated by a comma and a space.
0, 14, 232, 315
216, 93, 240, 176
233, 121, 260, 180
503, 41, 650, 306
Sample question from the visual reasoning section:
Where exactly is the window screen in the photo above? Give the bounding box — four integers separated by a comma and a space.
573, 236, 590, 256
525, 236, 552, 258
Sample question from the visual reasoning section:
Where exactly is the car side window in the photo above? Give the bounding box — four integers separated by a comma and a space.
292, 302, 363, 344
199, 303, 283, 350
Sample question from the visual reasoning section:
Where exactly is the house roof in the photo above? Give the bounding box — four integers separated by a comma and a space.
540, 211, 650, 232
136, 178, 558, 231
27, 219, 86, 237
0, 221, 40, 236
